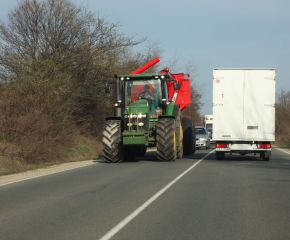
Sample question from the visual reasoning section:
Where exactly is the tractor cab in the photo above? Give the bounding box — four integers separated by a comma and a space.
124, 78, 165, 118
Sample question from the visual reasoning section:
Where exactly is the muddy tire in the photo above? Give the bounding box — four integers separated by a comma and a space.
176, 142, 183, 159
156, 118, 176, 161
182, 118, 195, 155
102, 120, 124, 163
176, 110, 183, 159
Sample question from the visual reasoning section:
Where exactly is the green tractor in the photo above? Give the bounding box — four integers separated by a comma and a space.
103, 57, 196, 163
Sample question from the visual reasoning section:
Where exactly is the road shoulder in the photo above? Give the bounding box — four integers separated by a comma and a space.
0, 159, 101, 186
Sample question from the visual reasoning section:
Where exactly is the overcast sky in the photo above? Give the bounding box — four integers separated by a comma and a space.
1, 0, 289, 116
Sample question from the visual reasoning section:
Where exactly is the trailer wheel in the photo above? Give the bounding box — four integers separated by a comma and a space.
260, 151, 270, 161
156, 118, 176, 161
102, 120, 124, 163
182, 118, 195, 155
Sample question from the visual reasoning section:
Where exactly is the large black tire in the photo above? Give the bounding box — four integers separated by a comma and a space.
182, 118, 195, 155
192, 120, 196, 154
260, 152, 270, 161
102, 120, 124, 163
156, 118, 176, 161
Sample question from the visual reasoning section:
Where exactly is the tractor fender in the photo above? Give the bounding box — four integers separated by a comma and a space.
105, 116, 122, 121
158, 115, 175, 119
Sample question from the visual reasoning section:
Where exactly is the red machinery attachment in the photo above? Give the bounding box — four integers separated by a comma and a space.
166, 73, 191, 111
130, 57, 160, 75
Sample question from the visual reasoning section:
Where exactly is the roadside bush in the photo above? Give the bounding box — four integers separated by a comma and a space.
0, 74, 75, 164
275, 89, 290, 146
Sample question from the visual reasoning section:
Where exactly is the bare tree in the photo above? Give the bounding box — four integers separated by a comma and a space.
0, 0, 147, 163
276, 89, 290, 143
0, 0, 146, 133
0, 0, 144, 87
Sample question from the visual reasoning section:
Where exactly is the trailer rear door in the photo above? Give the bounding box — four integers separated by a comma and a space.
243, 70, 275, 140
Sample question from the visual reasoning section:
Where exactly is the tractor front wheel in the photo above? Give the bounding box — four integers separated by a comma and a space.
102, 120, 124, 163
156, 118, 176, 162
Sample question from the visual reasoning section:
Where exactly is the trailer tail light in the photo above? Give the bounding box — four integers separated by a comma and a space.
258, 144, 271, 149
216, 143, 228, 148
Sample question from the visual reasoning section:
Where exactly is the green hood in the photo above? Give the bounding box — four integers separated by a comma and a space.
124, 100, 149, 115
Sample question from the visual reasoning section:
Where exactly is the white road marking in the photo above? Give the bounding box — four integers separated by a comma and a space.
99, 150, 215, 240
0, 162, 97, 187
274, 147, 290, 156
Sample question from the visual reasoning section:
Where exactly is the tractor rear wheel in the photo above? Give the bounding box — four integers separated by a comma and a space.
156, 118, 177, 161
102, 120, 124, 163
182, 118, 196, 155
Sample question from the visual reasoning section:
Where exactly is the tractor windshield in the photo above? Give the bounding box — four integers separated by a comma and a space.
125, 79, 162, 114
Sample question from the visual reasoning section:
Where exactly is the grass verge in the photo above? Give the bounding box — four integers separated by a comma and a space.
0, 136, 103, 176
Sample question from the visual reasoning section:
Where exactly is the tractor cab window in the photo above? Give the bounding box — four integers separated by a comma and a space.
125, 79, 162, 115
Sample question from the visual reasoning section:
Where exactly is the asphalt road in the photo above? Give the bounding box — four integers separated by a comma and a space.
1, 146, 290, 240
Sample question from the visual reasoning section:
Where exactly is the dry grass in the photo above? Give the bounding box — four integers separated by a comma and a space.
0, 136, 103, 176
0, 82, 104, 176
275, 134, 290, 148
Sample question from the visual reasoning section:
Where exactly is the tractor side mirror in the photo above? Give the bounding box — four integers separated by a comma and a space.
173, 81, 180, 90
105, 84, 111, 93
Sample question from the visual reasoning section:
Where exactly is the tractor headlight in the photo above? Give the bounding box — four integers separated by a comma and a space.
132, 114, 137, 118
124, 115, 128, 118
127, 123, 133, 126
142, 114, 146, 118
138, 122, 144, 126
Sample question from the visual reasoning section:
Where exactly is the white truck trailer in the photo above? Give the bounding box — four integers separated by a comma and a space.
213, 69, 275, 161
203, 114, 213, 142
203, 114, 213, 130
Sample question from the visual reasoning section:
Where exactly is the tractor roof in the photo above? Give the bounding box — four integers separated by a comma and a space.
117, 73, 171, 80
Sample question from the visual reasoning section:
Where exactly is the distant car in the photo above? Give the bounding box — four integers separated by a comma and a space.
195, 126, 210, 149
